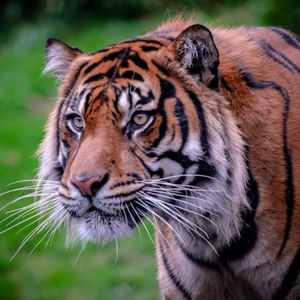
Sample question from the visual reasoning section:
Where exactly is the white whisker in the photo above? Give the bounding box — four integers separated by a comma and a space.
137, 199, 185, 245
114, 238, 119, 264
0, 188, 58, 212
128, 202, 143, 242
16, 203, 61, 234
29, 207, 66, 255
1, 197, 55, 225
6, 179, 59, 187
46, 211, 67, 247
139, 191, 209, 239
134, 206, 154, 245
10, 211, 57, 261
146, 193, 216, 226
0, 202, 57, 234
143, 187, 219, 214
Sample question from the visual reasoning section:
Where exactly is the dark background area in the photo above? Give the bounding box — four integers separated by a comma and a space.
1, 0, 300, 36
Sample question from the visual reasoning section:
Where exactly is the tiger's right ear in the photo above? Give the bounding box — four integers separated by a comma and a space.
44, 38, 83, 80
173, 24, 219, 88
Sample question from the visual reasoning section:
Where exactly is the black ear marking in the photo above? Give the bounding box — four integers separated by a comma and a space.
174, 24, 219, 88
44, 38, 83, 80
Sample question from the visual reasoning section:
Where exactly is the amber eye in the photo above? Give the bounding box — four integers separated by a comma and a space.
132, 112, 150, 126
71, 115, 84, 130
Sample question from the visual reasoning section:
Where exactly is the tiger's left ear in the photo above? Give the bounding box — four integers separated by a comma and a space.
174, 24, 219, 88
43, 38, 83, 80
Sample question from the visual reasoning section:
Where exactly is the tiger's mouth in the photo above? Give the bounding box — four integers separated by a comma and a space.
61, 193, 148, 242
68, 199, 146, 226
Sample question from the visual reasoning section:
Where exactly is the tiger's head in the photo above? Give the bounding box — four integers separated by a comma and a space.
40, 22, 247, 247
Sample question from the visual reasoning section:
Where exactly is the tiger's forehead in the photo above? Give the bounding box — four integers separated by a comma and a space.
81, 38, 168, 86
62, 38, 169, 115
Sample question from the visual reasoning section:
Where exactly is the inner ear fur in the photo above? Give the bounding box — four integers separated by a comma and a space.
44, 38, 83, 80
174, 24, 219, 88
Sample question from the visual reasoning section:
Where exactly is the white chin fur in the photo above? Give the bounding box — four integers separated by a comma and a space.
67, 212, 133, 244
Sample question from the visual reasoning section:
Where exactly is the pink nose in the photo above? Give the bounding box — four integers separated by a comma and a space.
71, 175, 108, 197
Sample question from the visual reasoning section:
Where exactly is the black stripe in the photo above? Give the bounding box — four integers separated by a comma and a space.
268, 27, 300, 51
117, 38, 164, 46
158, 151, 194, 169
241, 71, 294, 258
174, 99, 188, 151
191, 161, 217, 186
111, 180, 136, 189
84, 48, 130, 76
84, 90, 93, 115
84, 72, 105, 84
61, 139, 70, 149
60, 182, 67, 189
85, 66, 117, 84
131, 151, 154, 176
84, 61, 102, 74
126, 173, 142, 181
134, 90, 154, 106
176, 237, 221, 272
121, 71, 144, 81
56, 100, 65, 156
59, 192, 78, 202
141, 46, 160, 52
64, 61, 88, 98
152, 60, 170, 76
97, 48, 129, 65
159, 241, 192, 300
151, 78, 176, 148
102, 189, 141, 200
111, 86, 122, 117
261, 41, 300, 74
291, 32, 300, 44
220, 75, 232, 92
91, 47, 111, 55
261, 42, 293, 73
185, 89, 210, 157
273, 244, 300, 300
129, 52, 148, 70
219, 158, 259, 261
84, 53, 147, 84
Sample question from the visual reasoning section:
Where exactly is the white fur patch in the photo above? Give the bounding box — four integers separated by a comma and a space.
43, 43, 73, 79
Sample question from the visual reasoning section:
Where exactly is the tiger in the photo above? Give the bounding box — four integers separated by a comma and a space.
38, 17, 300, 299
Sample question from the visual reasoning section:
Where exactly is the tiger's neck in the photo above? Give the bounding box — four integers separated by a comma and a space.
155, 212, 263, 300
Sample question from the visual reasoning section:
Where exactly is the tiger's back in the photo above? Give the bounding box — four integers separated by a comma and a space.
156, 25, 300, 300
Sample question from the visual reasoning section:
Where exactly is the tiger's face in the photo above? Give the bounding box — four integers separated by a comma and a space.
40, 24, 246, 245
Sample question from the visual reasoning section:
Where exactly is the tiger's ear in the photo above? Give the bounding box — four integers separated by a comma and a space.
44, 38, 83, 80
174, 24, 219, 88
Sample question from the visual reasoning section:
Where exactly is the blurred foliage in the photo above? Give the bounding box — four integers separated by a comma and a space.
263, 0, 300, 34
1, 0, 300, 35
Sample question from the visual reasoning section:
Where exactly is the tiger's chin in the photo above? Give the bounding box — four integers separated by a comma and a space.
67, 208, 138, 243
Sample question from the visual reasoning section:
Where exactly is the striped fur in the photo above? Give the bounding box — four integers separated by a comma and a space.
40, 18, 300, 299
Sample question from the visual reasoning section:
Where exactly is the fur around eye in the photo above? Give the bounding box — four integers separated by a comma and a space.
70, 115, 84, 131
132, 112, 150, 126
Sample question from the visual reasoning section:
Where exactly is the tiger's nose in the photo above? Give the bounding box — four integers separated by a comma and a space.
71, 173, 109, 197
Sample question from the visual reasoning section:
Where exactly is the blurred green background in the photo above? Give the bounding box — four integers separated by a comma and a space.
0, 1, 299, 299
